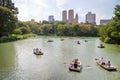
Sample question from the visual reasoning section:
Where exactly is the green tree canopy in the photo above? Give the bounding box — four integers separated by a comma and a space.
113, 5, 120, 21
99, 4, 120, 44
0, 0, 18, 15
0, 6, 17, 37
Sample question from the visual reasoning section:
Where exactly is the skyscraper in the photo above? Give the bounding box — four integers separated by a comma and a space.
62, 9, 79, 24
74, 13, 79, 23
62, 10, 67, 22
48, 15, 54, 23
68, 9, 74, 24
86, 12, 96, 24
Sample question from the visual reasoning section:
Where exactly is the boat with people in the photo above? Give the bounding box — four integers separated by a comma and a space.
33, 48, 43, 55
77, 41, 80, 44
69, 59, 81, 72
61, 38, 64, 41
85, 40, 88, 42
96, 58, 117, 71
48, 40, 53, 42
98, 44, 105, 48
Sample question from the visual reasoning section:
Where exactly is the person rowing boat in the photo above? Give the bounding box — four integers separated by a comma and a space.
69, 59, 81, 72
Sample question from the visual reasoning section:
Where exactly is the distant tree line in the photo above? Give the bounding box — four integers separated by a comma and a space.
13, 21, 99, 37
0, 0, 99, 38
0, 0, 120, 44
99, 5, 120, 44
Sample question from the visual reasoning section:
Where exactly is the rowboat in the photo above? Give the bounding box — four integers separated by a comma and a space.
34, 51, 43, 55
98, 46, 105, 48
85, 40, 88, 42
98, 44, 105, 48
96, 59, 117, 71
61, 39, 64, 41
48, 40, 53, 42
69, 60, 81, 72
77, 41, 80, 44
33, 48, 44, 55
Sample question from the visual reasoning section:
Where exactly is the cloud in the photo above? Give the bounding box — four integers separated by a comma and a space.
55, 0, 70, 10
12, 0, 118, 24
55, 0, 69, 6
13, 0, 52, 21
12, 0, 29, 21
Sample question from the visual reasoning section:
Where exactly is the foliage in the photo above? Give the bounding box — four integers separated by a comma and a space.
14, 21, 99, 37
56, 23, 98, 36
40, 24, 54, 35
113, 5, 120, 21
0, 6, 17, 37
0, 33, 36, 43
0, 0, 18, 15
42, 20, 49, 24
13, 28, 22, 35
99, 4, 120, 44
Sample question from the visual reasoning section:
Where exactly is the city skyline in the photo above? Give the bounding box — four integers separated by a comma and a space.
62, 9, 79, 24
12, 0, 119, 24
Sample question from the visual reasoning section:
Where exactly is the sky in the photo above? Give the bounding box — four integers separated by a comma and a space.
12, 0, 119, 24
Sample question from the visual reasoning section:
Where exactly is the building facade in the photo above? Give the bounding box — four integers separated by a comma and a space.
48, 15, 55, 23
68, 9, 74, 24
62, 10, 67, 23
62, 9, 79, 24
74, 13, 79, 23
100, 19, 112, 25
85, 12, 96, 24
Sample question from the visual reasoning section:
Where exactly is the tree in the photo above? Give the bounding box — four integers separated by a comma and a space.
13, 28, 22, 35
26, 21, 40, 34
56, 24, 65, 36
41, 24, 53, 35
0, 0, 18, 15
42, 20, 49, 24
99, 4, 120, 44
113, 5, 120, 21
0, 6, 17, 37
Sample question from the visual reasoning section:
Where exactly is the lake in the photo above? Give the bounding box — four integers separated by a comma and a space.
0, 36, 120, 80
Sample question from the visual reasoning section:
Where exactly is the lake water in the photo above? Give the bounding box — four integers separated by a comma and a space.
0, 36, 120, 80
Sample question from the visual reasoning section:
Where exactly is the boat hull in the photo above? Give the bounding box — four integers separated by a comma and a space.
34, 52, 43, 55
96, 60, 116, 71
69, 61, 81, 72
69, 65, 81, 72
98, 46, 105, 48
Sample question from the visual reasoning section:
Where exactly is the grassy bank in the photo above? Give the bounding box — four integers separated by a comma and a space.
0, 33, 36, 43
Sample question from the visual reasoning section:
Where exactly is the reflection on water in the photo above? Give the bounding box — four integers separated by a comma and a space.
0, 43, 16, 79
0, 37, 120, 80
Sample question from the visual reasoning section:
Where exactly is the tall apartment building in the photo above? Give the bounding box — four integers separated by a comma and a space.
48, 15, 55, 23
74, 13, 79, 23
68, 9, 74, 24
62, 10, 67, 23
85, 12, 96, 24
62, 9, 79, 24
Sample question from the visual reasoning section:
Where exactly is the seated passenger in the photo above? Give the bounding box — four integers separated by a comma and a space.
36, 48, 39, 53
100, 57, 105, 65
39, 49, 41, 53
74, 59, 78, 68
107, 61, 111, 68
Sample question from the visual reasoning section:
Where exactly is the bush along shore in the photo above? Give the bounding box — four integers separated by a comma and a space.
0, 33, 36, 43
